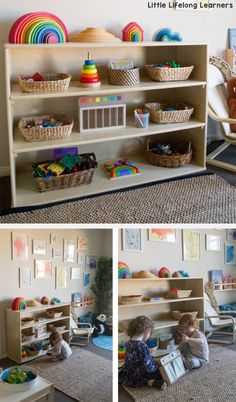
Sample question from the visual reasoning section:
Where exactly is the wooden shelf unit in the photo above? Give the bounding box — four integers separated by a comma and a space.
6, 302, 70, 363
5, 42, 208, 207
118, 277, 204, 336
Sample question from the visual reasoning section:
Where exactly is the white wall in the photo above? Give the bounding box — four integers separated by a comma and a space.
0, 0, 235, 170
0, 227, 112, 358
119, 228, 236, 305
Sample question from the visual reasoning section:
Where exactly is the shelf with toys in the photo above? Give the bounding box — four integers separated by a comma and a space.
6, 299, 71, 363
5, 39, 208, 207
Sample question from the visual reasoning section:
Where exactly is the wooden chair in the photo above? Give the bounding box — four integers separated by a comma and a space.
70, 316, 94, 347
207, 56, 236, 172
204, 293, 236, 344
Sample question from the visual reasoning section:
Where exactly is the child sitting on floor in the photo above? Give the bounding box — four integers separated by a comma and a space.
177, 313, 209, 370
49, 329, 72, 361
119, 315, 166, 390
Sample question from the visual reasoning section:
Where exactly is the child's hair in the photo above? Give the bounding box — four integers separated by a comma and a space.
178, 313, 200, 334
127, 315, 153, 338
49, 329, 63, 344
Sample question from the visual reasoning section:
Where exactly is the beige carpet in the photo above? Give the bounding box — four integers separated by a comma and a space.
29, 347, 112, 402
1, 174, 236, 223
123, 345, 236, 402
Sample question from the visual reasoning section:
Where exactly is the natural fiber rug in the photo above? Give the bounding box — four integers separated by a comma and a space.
1, 173, 236, 223
29, 347, 112, 402
123, 345, 236, 402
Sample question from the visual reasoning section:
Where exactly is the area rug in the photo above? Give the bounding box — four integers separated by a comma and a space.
29, 347, 112, 402
92, 335, 113, 351
123, 345, 236, 402
1, 173, 236, 223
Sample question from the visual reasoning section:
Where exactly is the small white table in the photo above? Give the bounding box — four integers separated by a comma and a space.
0, 376, 54, 402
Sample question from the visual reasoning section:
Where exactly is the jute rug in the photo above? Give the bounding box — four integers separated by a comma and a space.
1, 173, 236, 223
29, 347, 112, 402
123, 345, 236, 402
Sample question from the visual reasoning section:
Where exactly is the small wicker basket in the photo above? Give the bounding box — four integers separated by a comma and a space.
108, 67, 140, 86
18, 115, 74, 142
145, 65, 194, 82
147, 139, 192, 168
18, 73, 71, 93
165, 289, 192, 299
171, 311, 198, 320
33, 153, 97, 193
145, 102, 194, 124
119, 295, 143, 305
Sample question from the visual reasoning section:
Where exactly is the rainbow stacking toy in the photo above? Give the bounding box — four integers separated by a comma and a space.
118, 343, 126, 360
12, 297, 26, 310
103, 159, 140, 179
8, 12, 68, 43
79, 53, 101, 88
122, 22, 144, 42
118, 262, 131, 279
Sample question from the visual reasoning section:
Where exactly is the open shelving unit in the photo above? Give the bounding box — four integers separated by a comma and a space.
5, 41, 208, 207
118, 277, 204, 338
6, 302, 70, 363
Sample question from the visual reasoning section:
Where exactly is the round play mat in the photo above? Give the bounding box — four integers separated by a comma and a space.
92, 336, 113, 351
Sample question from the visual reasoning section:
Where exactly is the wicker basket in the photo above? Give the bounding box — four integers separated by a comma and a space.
119, 295, 143, 305
19, 115, 74, 142
18, 73, 71, 93
171, 311, 198, 320
145, 103, 194, 124
108, 67, 140, 86
145, 65, 194, 82
118, 320, 131, 333
165, 289, 192, 299
33, 153, 97, 193
147, 139, 192, 168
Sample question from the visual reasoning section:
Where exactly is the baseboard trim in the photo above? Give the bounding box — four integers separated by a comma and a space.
0, 166, 10, 177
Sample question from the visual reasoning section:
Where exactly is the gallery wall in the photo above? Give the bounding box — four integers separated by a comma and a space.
0, 1, 235, 171
0, 227, 112, 358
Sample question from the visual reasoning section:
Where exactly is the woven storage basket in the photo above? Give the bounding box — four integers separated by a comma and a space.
119, 295, 143, 305
108, 67, 140, 86
145, 102, 194, 124
165, 289, 192, 299
171, 311, 198, 320
19, 115, 74, 142
33, 153, 97, 193
145, 65, 194, 82
18, 73, 71, 93
147, 139, 192, 168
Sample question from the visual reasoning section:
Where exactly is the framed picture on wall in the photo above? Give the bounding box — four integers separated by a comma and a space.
83, 272, 90, 287
53, 249, 62, 259
78, 253, 85, 266
148, 229, 176, 243
12, 232, 28, 261
32, 240, 47, 255
50, 233, 57, 246
78, 236, 88, 250
226, 229, 236, 241
225, 244, 235, 265
182, 230, 200, 261
56, 266, 68, 289
229, 29, 236, 51
19, 267, 32, 288
64, 240, 76, 263
85, 255, 98, 269
35, 259, 52, 278
205, 234, 221, 251
122, 229, 142, 252
71, 267, 82, 280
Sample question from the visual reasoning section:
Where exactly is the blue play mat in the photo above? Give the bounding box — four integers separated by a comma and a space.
92, 335, 113, 351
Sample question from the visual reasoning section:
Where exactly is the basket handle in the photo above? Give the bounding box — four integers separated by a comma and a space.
146, 139, 151, 152
188, 142, 192, 153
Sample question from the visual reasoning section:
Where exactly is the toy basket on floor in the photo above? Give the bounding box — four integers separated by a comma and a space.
171, 311, 198, 320
165, 289, 192, 299
108, 67, 140, 86
145, 65, 194, 82
18, 73, 71, 93
147, 139, 192, 168
18, 115, 74, 142
33, 153, 97, 193
145, 102, 194, 124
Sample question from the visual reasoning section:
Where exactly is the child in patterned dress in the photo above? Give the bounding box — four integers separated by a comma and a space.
119, 316, 166, 389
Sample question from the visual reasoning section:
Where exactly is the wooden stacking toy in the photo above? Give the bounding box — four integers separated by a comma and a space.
70, 27, 121, 42
122, 22, 144, 42
12, 297, 26, 310
79, 53, 101, 88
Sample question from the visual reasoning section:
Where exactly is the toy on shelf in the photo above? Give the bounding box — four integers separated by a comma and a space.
12, 297, 26, 311
78, 95, 126, 132
122, 22, 144, 42
26, 299, 42, 308
118, 262, 131, 279
158, 267, 170, 278
79, 53, 101, 88
41, 296, 49, 305
132, 270, 156, 278
103, 159, 140, 179
9, 12, 68, 44
118, 343, 126, 360
50, 297, 61, 305
70, 27, 121, 42
134, 108, 149, 128
153, 28, 182, 42
172, 270, 190, 278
